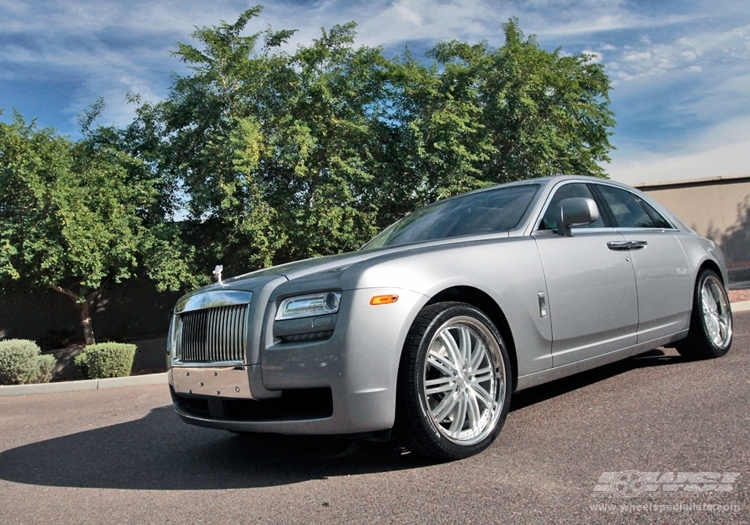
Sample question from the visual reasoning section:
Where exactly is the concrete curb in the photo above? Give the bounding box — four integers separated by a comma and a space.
2, 301, 749, 397
0, 372, 167, 397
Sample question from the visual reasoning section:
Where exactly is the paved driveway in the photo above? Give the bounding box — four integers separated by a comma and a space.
1, 313, 748, 524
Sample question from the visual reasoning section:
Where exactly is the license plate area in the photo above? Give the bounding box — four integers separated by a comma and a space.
172, 366, 252, 399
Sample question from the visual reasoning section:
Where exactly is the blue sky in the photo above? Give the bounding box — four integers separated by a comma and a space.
2, 0, 749, 184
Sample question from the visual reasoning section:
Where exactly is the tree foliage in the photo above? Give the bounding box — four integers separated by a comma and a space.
127, 11, 394, 272
128, 7, 614, 274
0, 109, 198, 344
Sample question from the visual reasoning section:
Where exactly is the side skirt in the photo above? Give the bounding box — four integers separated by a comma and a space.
515, 330, 688, 392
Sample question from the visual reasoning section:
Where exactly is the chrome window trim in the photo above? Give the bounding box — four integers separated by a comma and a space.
533, 180, 680, 233
532, 226, 618, 237
611, 227, 677, 234
635, 197, 678, 231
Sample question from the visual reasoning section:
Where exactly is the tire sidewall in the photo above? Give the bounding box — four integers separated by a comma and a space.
403, 302, 512, 459
680, 270, 733, 359
697, 271, 733, 353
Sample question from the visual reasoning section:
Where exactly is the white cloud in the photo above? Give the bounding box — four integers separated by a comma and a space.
531, 13, 697, 39
346, 0, 507, 48
609, 140, 750, 184
609, 115, 750, 184
582, 49, 603, 62
0, 0, 250, 127
393, 2, 423, 25
595, 23, 750, 82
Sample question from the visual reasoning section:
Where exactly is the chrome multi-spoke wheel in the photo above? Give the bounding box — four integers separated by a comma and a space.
395, 302, 511, 460
700, 275, 732, 349
678, 270, 732, 359
424, 317, 505, 446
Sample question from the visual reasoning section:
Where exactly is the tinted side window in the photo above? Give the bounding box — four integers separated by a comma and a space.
539, 183, 604, 230
639, 199, 673, 229
598, 186, 668, 229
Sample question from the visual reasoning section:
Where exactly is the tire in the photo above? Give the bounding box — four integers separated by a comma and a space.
394, 302, 512, 460
676, 270, 733, 359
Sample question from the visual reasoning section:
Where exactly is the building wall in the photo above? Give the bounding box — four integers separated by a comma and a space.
634, 174, 750, 283
0, 279, 181, 347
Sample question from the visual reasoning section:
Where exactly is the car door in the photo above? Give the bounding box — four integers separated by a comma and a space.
594, 184, 693, 343
533, 181, 639, 367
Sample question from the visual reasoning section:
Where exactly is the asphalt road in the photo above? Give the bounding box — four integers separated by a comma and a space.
1, 313, 748, 525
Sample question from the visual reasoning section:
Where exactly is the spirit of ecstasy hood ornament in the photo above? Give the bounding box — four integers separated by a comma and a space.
212, 265, 223, 285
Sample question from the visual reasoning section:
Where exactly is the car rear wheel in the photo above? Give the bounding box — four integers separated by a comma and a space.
676, 269, 732, 359
394, 302, 512, 460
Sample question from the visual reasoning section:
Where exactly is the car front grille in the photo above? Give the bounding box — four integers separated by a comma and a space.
177, 304, 248, 363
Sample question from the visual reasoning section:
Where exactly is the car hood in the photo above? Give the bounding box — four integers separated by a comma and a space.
220, 250, 393, 288
187, 232, 512, 295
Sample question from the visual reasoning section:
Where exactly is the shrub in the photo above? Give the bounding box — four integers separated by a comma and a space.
75, 343, 136, 379
0, 339, 57, 385
37, 354, 57, 383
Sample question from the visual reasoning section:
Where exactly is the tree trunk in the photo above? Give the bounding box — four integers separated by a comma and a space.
78, 299, 96, 346
49, 283, 98, 346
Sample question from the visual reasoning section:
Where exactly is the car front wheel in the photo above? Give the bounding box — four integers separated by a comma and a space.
677, 269, 733, 359
394, 302, 512, 460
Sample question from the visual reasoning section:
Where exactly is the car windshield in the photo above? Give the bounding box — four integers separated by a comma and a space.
362, 184, 539, 250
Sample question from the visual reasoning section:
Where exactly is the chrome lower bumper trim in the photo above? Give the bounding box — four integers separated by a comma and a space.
171, 366, 252, 399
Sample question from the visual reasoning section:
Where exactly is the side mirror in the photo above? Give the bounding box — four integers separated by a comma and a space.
557, 197, 600, 237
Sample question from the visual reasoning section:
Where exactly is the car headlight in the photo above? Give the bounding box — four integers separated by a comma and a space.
275, 292, 342, 320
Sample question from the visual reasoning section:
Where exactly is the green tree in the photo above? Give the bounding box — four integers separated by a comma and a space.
384, 19, 614, 209
0, 109, 197, 344
478, 19, 615, 181
126, 7, 292, 273
256, 22, 393, 261
128, 7, 615, 274
129, 6, 393, 270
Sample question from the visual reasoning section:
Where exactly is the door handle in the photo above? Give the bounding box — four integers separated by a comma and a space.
607, 240, 648, 251
607, 241, 631, 251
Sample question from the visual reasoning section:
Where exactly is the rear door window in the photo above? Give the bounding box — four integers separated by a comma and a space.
597, 186, 672, 229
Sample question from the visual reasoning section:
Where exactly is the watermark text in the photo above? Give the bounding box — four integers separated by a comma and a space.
593, 471, 740, 498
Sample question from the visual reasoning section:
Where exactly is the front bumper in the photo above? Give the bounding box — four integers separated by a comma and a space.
168, 287, 427, 435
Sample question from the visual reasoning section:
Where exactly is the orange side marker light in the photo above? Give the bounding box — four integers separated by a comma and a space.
370, 294, 399, 306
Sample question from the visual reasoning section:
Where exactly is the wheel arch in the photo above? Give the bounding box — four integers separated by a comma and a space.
425, 286, 518, 391
677, 261, 733, 359
697, 259, 724, 284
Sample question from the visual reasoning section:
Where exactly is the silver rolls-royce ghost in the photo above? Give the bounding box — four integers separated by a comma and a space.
167, 176, 733, 459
